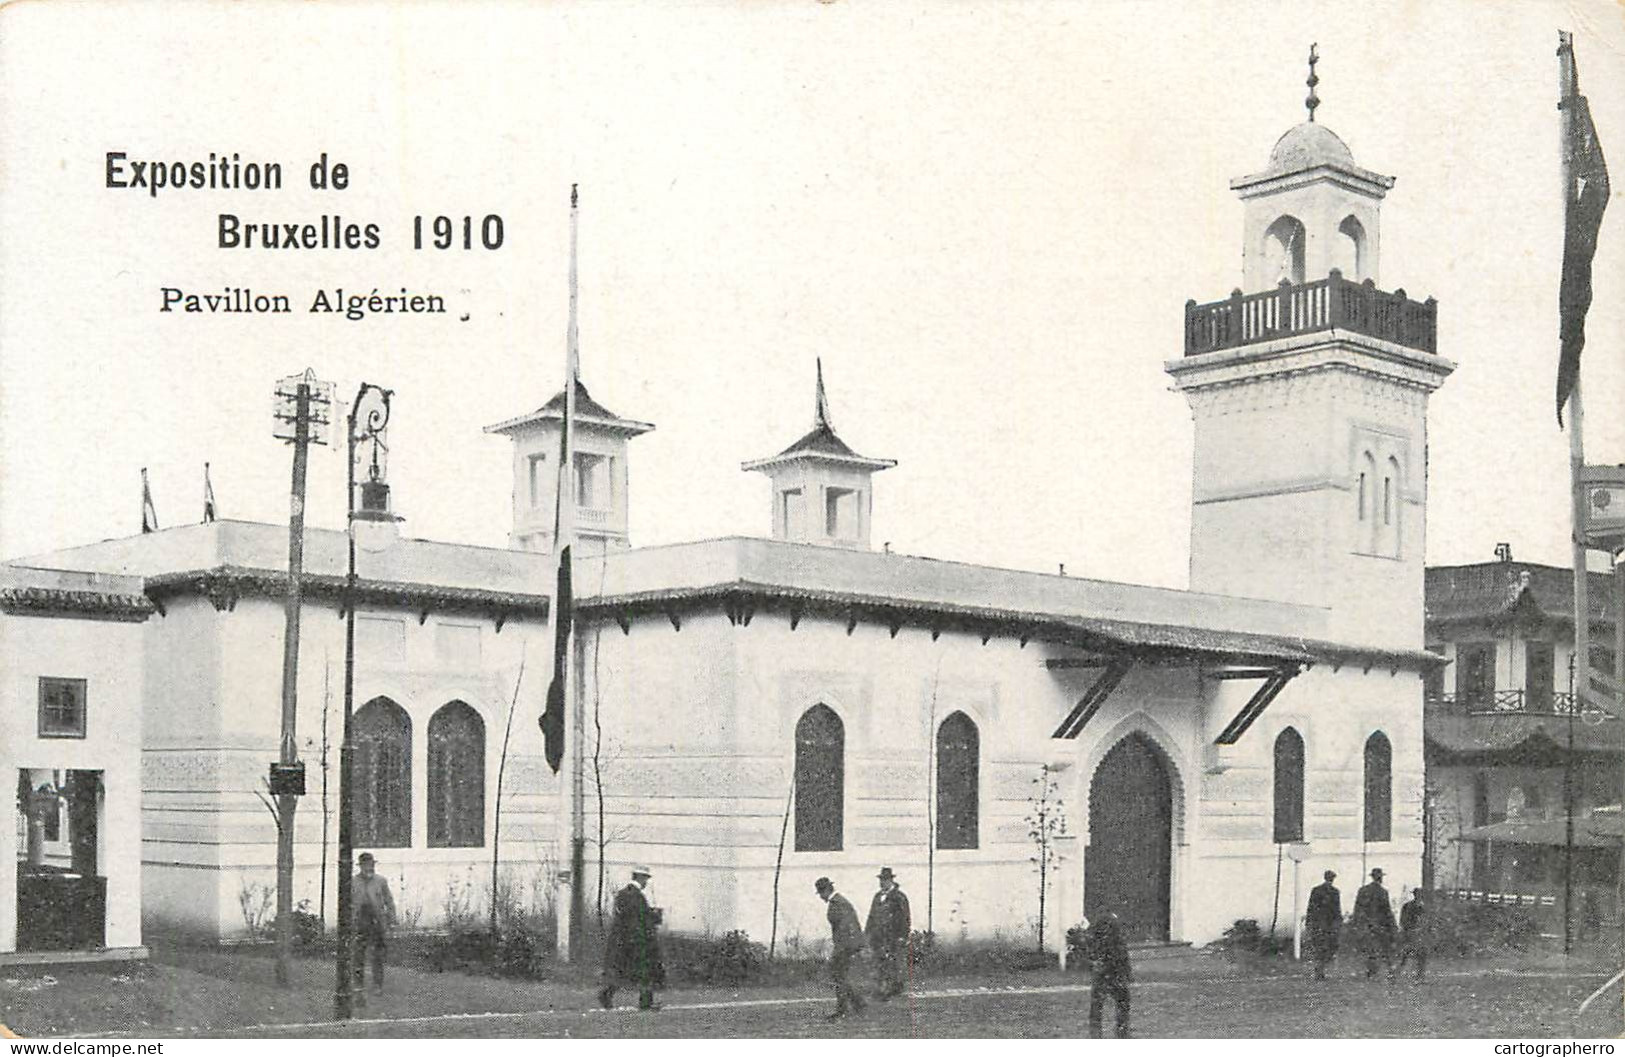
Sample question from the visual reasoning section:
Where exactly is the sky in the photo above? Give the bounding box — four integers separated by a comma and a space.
2, 0, 1624, 589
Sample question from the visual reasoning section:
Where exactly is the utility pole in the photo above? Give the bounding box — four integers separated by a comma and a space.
271, 368, 333, 987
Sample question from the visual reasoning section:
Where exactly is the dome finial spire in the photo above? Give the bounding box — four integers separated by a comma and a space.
1305, 43, 1321, 122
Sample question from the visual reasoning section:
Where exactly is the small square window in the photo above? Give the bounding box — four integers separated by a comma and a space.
780, 489, 805, 537
574, 452, 610, 510
38, 678, 87, 739
527, 454, 548, 510
825, 487, 857, 540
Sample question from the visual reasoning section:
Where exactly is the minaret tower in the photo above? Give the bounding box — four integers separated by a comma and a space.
1166, 50, 1455, 650
485, 380, 654, 554
743, 360, 895, 549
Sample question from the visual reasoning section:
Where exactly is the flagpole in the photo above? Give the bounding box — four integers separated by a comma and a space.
1558, 31, 1589, 958
551, 185, 582, 961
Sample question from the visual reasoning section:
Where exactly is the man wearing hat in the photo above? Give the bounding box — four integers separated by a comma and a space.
352, 852, 397, 1000
1304, 869, 1342, 981
815, 878, 867, 1018
863, 867, 911, 1000
599, 865, 665, 1011
1083, 909, 1132, 1038
1349, 867, 1397, 979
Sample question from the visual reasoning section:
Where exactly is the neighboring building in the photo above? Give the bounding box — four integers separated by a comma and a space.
12, 100, 1455, 949
1423, 554, 1622, 924
2, 566, 152, 961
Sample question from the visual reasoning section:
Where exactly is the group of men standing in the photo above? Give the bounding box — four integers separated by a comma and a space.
1306, 868, 1430, 982
815, 867, 913, 1018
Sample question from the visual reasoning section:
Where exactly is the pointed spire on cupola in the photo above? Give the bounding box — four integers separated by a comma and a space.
815, 357, 834, 432
743, 361, 895, 550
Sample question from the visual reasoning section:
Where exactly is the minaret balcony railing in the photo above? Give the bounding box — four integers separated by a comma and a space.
1184, 270, 1437, 357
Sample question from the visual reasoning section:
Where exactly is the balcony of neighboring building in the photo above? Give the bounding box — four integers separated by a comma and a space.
1184, 270, 1437, 357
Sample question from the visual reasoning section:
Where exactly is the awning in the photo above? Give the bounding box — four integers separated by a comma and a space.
1456, 815, 1624, 848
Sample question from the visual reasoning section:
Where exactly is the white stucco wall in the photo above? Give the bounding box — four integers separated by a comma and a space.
1, 568, 148, 954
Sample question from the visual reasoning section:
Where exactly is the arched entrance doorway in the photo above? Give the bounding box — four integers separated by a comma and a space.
1085, 733, 1172, 941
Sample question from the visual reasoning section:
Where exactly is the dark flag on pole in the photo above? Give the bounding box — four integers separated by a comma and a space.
203, 462, 217, 523
540, 543, 571, 773
1556, 32, 1610, 427
141, 467, 158, 533
539, 184, 581, 775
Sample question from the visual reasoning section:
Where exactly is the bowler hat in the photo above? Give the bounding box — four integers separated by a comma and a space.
358, 852, 375, 864
1371, 867, 1384, 879
814, 877, 833, 892
877, 867, 896, 882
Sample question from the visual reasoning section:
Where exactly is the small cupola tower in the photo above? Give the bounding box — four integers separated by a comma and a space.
1231, 45, 1392, 291
743, 361, 895, 549
485, 380, 654, 555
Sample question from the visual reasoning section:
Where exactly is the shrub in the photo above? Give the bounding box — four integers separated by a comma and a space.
668, 929, 767, 986
417, 871, 557, 978
1065, 923, 1089, 971
1428, 899, 1539, 957
909, 930, 1056, 975
272, 899, 326, 951
1211, 918, 1293, 958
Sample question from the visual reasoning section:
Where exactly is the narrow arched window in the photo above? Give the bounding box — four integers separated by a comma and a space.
1337, 215, 1367, 279
1363, 732, 1392, 842
936, 711, 979, 850
794, 704, 844, 852
1273, 727, 1305, 844
1383, 455, 1403, 556
427, 701, 485, 848
1263, 215, 1307, 284
355, 697, 412, 848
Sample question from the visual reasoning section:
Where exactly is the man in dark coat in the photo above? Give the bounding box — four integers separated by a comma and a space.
816, 876, 867, 1018
598, 865, 664, 1011
863, 866, 911, 1000
351, 852, 397, 1004
1084, 911, 1132, 1038
1396, 888, 1429, 981
1349, 867, 1397, 979
1304, 869, 1342, 980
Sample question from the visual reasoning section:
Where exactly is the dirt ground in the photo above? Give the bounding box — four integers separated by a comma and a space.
0, 943, 1619, 1039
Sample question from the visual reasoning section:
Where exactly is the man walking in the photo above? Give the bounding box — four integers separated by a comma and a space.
599, 866, 665, 1011
352, 852, 396, 1001
864, 866, 911, 1001
1304, 869, 1342, 981
815, 877, 867, 1019
1396, 888, 1429, 981
1350, 867, 1397, 979
1084, 910, 1132, 1038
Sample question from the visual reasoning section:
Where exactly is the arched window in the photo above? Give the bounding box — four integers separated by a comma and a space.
1363, 732, 1392, 842
355, 697, 412, 848
1337, 215, 1367, 279
1272, 727, 1305, 844
794, 704, 844, 852
427, 701, 485, 848
936, 711, 979, 850
1263, 215, 1307, 284
1382, 455, 1403, 556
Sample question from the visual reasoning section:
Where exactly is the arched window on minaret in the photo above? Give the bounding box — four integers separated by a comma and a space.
1262, 216, 1307, 285
1358, 450, 1378, 551
1336, 215, 1367, 280
1380, 455, 1402, 557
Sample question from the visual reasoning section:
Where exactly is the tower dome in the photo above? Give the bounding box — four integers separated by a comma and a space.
1266, 122, 1356, 174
